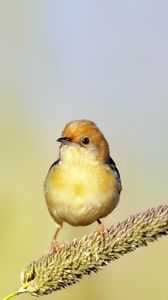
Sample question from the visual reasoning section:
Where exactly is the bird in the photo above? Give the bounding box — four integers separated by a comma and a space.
44, 120, 122, 252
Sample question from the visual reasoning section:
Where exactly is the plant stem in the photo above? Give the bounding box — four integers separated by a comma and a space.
1, 290, 19, 300
1, 286, 27, 300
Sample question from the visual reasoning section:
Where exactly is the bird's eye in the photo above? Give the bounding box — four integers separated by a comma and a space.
81, 137, 90, 145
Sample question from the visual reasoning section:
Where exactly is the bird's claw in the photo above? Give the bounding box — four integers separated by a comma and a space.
96, 223, 107, 236
51, 238, 61, 254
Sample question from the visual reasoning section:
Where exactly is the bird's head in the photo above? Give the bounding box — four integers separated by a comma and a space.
57, 120, 110, 163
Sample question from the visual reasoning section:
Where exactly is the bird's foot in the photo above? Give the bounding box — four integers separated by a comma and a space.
96, 220, 107, 236
96, 223, 106, 235
51, 238, 61, 254
50, 224, 62, 253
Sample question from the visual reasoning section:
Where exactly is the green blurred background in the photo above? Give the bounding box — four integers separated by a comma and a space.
0, 1, 168, 299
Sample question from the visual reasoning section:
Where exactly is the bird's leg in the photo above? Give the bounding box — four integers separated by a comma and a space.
51, 223, 62, 253
96, 219, 107, 236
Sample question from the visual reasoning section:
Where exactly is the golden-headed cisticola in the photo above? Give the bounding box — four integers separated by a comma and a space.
44, 120, 122, 251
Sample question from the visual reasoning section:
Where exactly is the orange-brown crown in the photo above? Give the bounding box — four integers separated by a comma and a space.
61, 120, 110, 162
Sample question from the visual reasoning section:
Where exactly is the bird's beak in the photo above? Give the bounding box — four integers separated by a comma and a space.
57, 137, 72, 145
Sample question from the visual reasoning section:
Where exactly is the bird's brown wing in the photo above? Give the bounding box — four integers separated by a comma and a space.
109, 157, 122, 193
48, 159, 60, 172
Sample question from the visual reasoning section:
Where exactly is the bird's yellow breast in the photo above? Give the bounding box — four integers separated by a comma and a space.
47, 162, 115, 198
44, 146, 119, 226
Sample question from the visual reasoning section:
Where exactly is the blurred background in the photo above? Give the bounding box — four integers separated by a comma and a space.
0, 1, 168, 299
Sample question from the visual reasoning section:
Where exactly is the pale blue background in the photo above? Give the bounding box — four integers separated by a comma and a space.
0, 1, 168, 300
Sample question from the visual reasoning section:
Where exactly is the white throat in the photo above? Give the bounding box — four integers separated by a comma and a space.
60, 145, 98, 165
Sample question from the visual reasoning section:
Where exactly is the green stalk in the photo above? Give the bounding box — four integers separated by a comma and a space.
1, 286, 28, 300
2, 290, 19, 300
